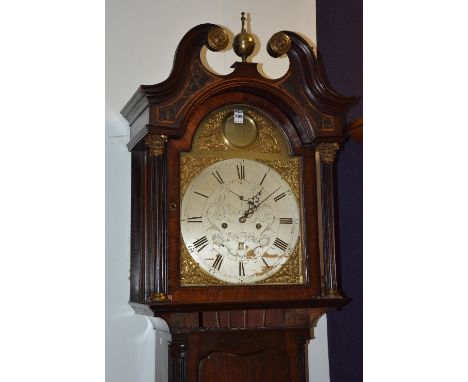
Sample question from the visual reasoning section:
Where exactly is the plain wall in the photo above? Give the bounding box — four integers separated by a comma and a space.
106, 1, 330, 381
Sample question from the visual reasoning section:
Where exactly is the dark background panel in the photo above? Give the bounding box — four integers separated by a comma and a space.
316, 1, 363, 381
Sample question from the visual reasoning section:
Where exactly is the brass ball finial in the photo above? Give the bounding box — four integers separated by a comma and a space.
233, 12, 256, 62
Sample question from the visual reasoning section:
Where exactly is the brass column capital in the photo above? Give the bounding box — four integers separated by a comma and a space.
316, 143, 340, 164
145, 133, 168, 156
150, 292, 170, 302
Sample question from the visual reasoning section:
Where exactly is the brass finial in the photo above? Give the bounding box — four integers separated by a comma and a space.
240, 12, 246, 32
233, 12, 255, 62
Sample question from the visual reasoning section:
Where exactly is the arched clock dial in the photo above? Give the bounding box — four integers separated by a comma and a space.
180, 158, 300, 284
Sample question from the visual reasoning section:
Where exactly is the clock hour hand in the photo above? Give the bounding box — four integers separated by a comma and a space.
239, 187, 277, 223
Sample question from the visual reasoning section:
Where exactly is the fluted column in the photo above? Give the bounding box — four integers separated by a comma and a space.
168, 336, 188, 382
316, 143, 342, 298
145, 133, 169, 302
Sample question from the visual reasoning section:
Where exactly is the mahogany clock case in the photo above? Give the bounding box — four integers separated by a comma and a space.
122, 22, 355, 318
121, 20, 357, 382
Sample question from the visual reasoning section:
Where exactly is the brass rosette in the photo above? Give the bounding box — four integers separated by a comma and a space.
207, 27, 229, 51
267, 32, 292, 58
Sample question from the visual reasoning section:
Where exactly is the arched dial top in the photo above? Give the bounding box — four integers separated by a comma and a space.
181, 158, 300, 284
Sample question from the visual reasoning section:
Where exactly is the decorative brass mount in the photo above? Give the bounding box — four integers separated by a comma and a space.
316, 143, 340, 164
267, 32, 292, 57
150, 292, 170, 302
145, 133, 168, 157
207, 26, 229, 51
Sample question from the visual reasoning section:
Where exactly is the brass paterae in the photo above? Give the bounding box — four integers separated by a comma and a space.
267, 32, 292, 57
207, 26, 229, 51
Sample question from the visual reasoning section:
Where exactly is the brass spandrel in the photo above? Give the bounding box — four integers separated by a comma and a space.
180, 156, 225, 199
257, 159, 301, 202
180, 243, 227, 286
262, 241, 302, 284
196, 108, 231, 152
249, 111, 281, 154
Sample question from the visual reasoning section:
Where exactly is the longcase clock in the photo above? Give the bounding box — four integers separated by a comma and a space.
121, 14, 356, 382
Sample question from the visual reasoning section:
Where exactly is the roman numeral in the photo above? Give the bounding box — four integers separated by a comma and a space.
274, 192, 286, 202
237, 164, 245, 180
193, 236, 208, 252
187, 216, 202, 223
274, 237, 288, 251
262, 257, 270, 268
212, 254, 223, 270
260, 173, 267, 186
212, 171, 224, 184
194, 191, 209, 198
279, 218, 293, 224
239, 261, 245, 276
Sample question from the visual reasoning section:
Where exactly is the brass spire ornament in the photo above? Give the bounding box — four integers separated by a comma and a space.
232, 12, 256, 62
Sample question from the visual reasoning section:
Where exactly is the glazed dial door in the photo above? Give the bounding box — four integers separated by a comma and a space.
180, 158, 300, 284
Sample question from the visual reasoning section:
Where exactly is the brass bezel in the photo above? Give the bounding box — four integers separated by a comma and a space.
221, 112, 258, 150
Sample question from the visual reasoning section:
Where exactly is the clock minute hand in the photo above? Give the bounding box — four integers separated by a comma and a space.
256, 186, 280, 208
